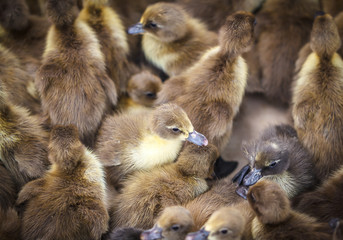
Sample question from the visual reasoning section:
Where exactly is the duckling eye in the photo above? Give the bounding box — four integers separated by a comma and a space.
147, 21, 157, 28
171, 224, 180, 231
220, 228, 229, 234
145, 92, 156, 98
269, 161, 278, 168
172, 128, 180, 133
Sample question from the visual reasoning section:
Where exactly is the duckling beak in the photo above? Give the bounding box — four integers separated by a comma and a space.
186, 228, 210, 240
236, 185, 249, 200
140, 225, 163, 240
242, 168, 262, 186
186, 131, 208, 146
128, 22, 145, 34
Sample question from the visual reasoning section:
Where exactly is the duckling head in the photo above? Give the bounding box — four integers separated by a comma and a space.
46, 0, 80, 26
127, 71, 162, 107
0, 0, 29, 31
311, 12, 341, 58
141, 206, 194, 240
186, 206, 246, 240
151, 103, 208, 146
128, 2, 189, 42
49, 125, 84, 173
241, 138, 290, 187
247, 180, 291, 225
219, 11, 255, 56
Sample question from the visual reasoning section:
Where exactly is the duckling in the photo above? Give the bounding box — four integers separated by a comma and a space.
141, 206, 195, 240
118, 70, 162, 113
296, 165, 343, 223
157, 11, 255, 150
186, 206, 247, 240
0, 44, 40, 114
0, 83, 49, 189
96, 103, 208, 185
16, 125, 109, 240
0, 0, 50, 65
246, 0, 320, 104
79, 0, 139, 95
247, 180, 332, 240
236, 124, 316, 199
292, 12, 343, 180
36, 0, 117, 148
109, 143, 218, 229
128, 2, 217, 77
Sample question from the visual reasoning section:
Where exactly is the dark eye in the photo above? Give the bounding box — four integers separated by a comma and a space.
145, 92, 156, 98
171, 224, 180, 231
269, 161, 277, 168
220, 228, 228, 234
147, 22, 157, 28
172, 128, 180, 133
250, 192, 256, 203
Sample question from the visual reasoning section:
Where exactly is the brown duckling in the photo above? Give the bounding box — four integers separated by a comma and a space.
292, 12, 343, 180
0, 83, 49, 189
141, 206, 195, 240
244, 0, 320, 104
118, 70, 162, 113
186, 206, 247, 240
16, 125, 109, 240
36, 0, 117, 148
79, 0, 139, 95
157, 11, 255, 150
109, 143, 218, 230
296, 165, 343, 223
128, 2, 217, 77
247, 180, 332, 240
96, 103, 208, 186
0, 44, 40, 114
236, 124, 316, 199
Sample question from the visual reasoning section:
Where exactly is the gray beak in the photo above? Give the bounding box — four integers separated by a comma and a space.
186, 228, 210, 240
242, 168, 262, 186
140, 225, 163, 240
186, 130, 208, 146
128, 22, 145, 34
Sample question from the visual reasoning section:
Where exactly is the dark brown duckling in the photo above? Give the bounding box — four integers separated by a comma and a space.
36, 0, 117, 148
96, 103, 208, 186
128, 2, 218, 77
109, 143, 218, 230
247, 180, 332, 240
235, 124, 316, 199
292, 12, 343, 181
16, 125, 109, 240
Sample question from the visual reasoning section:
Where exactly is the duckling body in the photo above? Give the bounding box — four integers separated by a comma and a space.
16, 125, 109, 240
79, 0, 138, 95
292, 13, 343, 180
109, 144, 218, 229
296, 165, 343, 222
238, 124, 316, 199
0, 84, 49, 189
141, 206, 195, 240
128, 2, 217, 77
248, 180, 332, 240
96, 103, 208, 185
157, 11, 255, 150
36, 0, 117, 147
